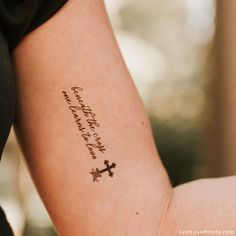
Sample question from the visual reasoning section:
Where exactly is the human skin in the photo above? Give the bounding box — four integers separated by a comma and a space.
13, 0, 236, 235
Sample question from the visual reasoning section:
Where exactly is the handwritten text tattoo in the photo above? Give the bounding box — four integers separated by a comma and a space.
62, 87, 116, 182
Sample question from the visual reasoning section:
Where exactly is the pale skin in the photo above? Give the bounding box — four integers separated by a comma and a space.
12, 0, 236, 235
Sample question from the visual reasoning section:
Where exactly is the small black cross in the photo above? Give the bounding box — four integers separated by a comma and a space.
90, 160, 116, 182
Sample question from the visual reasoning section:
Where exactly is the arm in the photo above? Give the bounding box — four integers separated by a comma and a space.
170, 176, 236, 234
13, 0, 172, 235
13, 0, 236, 235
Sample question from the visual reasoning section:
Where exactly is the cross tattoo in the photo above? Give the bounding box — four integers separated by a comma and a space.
90, 160, 116, 182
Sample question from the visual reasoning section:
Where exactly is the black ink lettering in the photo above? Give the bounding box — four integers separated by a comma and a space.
69, 106, 86, 133
86, 143, 106, 153
86, 145, 97, 160
62, 87, 116, 181
62, 91, 71, 105
82, 132, 91, 142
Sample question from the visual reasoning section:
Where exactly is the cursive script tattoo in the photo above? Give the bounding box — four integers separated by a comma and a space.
62, 87, 116, 182
62, 87, 106, 160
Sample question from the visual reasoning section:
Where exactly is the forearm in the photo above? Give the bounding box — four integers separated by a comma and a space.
13, 1, 172, 235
